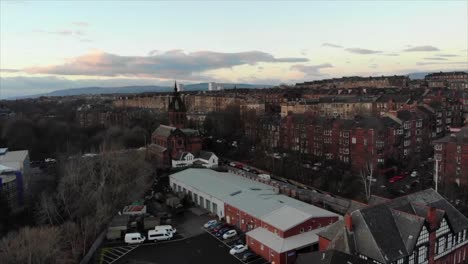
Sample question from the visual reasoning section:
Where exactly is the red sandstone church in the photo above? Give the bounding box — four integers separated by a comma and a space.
150, 83, 202, 166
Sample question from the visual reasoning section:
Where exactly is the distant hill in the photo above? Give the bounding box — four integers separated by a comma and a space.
12, 83, 273, 99
406, 72, 430, 79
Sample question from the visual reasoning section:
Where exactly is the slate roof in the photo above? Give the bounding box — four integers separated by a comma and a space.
319, 189, 468, 264
148, 144, 167, 153
153, 125, 175, 137
295, 250, 373, 264
198, 151, 215, 161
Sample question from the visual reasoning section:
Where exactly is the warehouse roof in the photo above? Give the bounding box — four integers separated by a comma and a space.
170, 169, 339, 231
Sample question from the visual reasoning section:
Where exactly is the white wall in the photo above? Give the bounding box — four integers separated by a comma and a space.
169, 176, 225, 218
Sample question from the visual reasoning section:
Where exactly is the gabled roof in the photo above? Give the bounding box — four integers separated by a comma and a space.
320, 189, 468, 264
247, 227, 325, 253
295, 250, 373, 264
153, 125, 175, 137
198, 151, 216, 161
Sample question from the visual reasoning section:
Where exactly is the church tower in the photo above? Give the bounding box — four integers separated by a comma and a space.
168, 81, 187, 128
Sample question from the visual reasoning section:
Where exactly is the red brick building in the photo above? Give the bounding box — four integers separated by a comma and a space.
434, 127, 468, 187
169, 169, 340, 264
318, 189, 468, 264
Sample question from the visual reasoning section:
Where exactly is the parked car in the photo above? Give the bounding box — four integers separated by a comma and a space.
243, 167, 251, 172
410, 171, 418, 177
229, 162, 237, 167
230, 244, 248, 255
204, 219, 218, 228
147, 229, 173, 242
212, 223, 228, 233
250, 169, 259, 174
124, 232, 146, 245
215, 227, 231, 237
389, 175, 405, 183
242, 252, 257, 262
223, 229, 237, 240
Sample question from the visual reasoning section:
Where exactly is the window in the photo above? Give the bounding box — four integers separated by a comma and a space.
435, 144, 443, 151
352, 137, 357, 144
404, 122, 410, 129
300, 228, 304, 233
417, 246, 428, 263
260, 244, 264, 251
397, 129, 403, 135
417, 226, 429, 245
404, 149, 408, 156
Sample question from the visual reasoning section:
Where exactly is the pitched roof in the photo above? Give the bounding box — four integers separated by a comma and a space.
247, 227, 325, 253
170, 169, 339, 229
198, 151, 215, 161
153, 125, 175, 137
295, 250, 373, 264
320, 189, 468, 264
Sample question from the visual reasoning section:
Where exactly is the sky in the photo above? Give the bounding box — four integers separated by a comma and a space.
0, 0, 467, 98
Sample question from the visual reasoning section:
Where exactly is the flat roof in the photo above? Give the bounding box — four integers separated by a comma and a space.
170, 169, 339, 230
247, 227, 326, 253
0, 150, 28, 171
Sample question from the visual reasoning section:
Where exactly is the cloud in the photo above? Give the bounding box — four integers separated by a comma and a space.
23, 50, 309, 78
383, 53, 399, 56
416, 61, 468, 66
79, 39, 93, 43
72, 22, 89, 27
403, 45, 439, 52
300, 49, 308, 56
34, 29, 85, 36
291, 63, 333, 78
322, 43, 343, 48
436, 54, 459, 57
0, 68, 20, 73
424, 57, 448, 61
345, 48, 382, 54
369, 64, 378, 69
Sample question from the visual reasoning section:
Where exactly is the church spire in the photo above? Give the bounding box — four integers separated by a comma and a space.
174, 81, 178, 93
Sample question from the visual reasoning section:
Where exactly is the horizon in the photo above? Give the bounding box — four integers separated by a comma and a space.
1, 0, 467, 99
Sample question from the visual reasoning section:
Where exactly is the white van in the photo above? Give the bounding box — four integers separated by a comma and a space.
124, 232, 146, 245
155, 225, 177, 234
148, 229, 173, 242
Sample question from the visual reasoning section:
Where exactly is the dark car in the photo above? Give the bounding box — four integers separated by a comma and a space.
211, 223, 228, 233
250, 169, 259, 174
215, 227, 231, 237
208, 222, 225, 230
232, 239, 244, 246
242, 252, 257, 262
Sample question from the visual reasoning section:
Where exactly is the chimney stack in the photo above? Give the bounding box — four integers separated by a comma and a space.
427, 207, 437, 229
344, 214, 353, 232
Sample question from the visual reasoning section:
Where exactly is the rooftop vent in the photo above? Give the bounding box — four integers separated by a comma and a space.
230, 190, 242, 196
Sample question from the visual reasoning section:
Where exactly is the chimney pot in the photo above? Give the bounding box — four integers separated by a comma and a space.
344, 214, 353, 232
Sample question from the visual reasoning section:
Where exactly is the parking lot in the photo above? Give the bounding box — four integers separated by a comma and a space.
203, 223, 269, 264
115, 233, 243, 264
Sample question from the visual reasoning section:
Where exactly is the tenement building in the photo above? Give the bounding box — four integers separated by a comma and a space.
434, 126, 468, 187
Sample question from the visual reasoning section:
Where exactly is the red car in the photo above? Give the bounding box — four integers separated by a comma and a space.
389, 175, 405, 183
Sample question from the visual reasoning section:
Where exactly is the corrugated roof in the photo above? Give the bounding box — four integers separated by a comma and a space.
247, 227, 325, 253
170, 169, 339, 230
